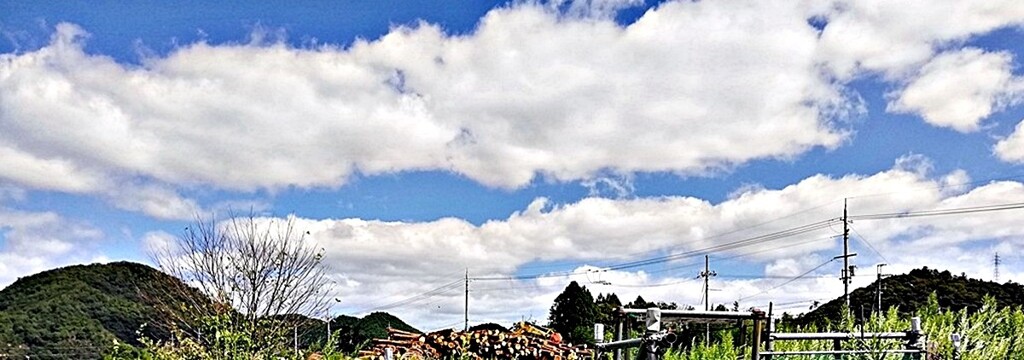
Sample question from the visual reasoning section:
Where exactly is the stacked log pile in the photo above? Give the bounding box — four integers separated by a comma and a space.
360, 327, 593, 359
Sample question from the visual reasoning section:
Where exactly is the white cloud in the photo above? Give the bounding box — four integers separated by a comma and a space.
2, 1, 1022, 220
995, 119, 1024, 162
816, 0, 1024, 78
0, 2, 848, 198
0, 207, 105, 287
546, 0, 643, 19
888, 48, 1023, 132
0, 145, 109, 193
219, 162, 1024, 328
104, 183, 203, 220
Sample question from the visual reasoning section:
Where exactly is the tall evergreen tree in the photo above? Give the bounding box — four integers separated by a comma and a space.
594, 292, 623, 325
627, 295, 648, 309
548, 281, 596, 344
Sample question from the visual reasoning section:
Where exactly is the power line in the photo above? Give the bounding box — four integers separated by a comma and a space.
353, 278, 463, 314
479, 235, 837, 291
363, 199, 1024, 312
738, 258, 836, 302
470, 218, 838, 281
845, 172, 1024, 201
472, 199, 1024, 284
849, 201, 1024, 221
849, 225, 889, 264
605, 219, 838, 272
364, 199, 1024, 313
509, 200, 842, 274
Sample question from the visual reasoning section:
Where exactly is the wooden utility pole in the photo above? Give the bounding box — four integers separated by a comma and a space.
876, 264, 888, 314
464, 269, 469, 331
834, 199, 856, 309
843, 200, 850, 308
700, 255, 717, 343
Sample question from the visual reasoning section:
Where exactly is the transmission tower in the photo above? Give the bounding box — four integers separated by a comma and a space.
994, 253, 1001, 283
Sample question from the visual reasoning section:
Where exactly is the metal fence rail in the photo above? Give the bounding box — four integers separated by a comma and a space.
761, 317, 925, 359
593, 307, 927, 360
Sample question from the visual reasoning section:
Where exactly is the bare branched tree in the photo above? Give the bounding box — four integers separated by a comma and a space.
151, 212, 331, 352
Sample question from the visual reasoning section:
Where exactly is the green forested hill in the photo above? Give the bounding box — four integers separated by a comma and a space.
300, 311, 421, 353
795, 267, 1024, 327
0, 261, 422, 358
0, 261, 198, 358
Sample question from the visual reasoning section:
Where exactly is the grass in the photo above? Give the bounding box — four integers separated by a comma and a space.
657, 294, 1024, 360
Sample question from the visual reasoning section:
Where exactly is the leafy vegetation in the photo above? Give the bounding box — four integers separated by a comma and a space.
4, 263, 1024, 359
653, 294, 1024, 360
0, 262, 202, 358
549, 281, 597, 345
300, 311, 420, 354
0, 261, 419, 359
796, 267, 1024, 327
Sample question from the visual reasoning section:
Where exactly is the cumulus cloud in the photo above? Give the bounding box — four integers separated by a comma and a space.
995, 120, 1024, 162
2, 1, 1023, 219
207, 163, 1024, 327
2, 0, 1024, 326
0, 207, 106, 287
0, 2, 848, 199
888, 49, 1023, 132
546, 0, 643, 19
815, 0, 1024, 78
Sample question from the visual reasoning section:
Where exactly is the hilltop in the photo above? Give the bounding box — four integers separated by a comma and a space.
299, 312, 420, 353
0, 262, 203, 358
794, 267, 1024, 326
0, 261, 421, 358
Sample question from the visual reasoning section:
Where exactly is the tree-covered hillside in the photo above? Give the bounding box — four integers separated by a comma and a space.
795, 267, 1024, 326
300, 311, 420, 353
0, 262, 204, 358
0, 261, 427, 358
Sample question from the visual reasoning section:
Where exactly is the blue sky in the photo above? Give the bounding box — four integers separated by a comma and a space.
2, 0, 1024, 328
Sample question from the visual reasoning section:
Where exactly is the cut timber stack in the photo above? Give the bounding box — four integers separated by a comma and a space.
360, 327, 593, 359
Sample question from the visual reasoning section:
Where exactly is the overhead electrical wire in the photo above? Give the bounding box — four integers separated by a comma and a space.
353, 278, 463, 314
602, 219, 838, 271
470, 218, 839, 281
510, 200, 843, 274
844, 172, 1024, 201
849, 201, 1024, 220
737, 258, 836, 302
849, 225, 889, 264
359, 199, 1024, 313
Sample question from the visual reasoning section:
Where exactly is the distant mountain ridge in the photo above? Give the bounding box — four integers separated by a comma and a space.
795, 267, 1024, 326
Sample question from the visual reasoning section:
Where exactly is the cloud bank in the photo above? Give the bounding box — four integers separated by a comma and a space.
2, 0, 1024, 218
137, 162, 1024, 327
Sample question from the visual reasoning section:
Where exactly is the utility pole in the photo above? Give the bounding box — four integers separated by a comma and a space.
700, 255, 717, 343
702, 255, 717, 312
834, 199, 857, 309
464, 268, 469, 332
876, 264, 888, 314
294, 326, 298, 355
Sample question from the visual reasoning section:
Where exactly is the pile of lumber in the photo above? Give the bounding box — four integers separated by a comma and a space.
359, 327, 593, 359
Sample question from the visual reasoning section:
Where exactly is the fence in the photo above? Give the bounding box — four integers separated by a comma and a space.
594, 307, 926, 360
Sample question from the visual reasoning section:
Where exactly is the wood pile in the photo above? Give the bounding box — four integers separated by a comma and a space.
359, 327, 593, 359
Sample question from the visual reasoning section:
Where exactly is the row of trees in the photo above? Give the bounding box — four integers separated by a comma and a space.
547, 280, 688, 345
